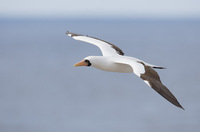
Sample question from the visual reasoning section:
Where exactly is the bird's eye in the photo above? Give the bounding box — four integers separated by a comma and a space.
84, 59, 91, 66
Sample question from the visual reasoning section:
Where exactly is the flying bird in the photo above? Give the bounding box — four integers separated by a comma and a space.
66, 31, 184, 109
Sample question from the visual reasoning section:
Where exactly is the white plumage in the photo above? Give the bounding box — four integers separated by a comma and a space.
67, 31, 184, 109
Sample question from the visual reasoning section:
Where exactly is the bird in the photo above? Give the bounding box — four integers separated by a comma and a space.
66, 31, 184, 110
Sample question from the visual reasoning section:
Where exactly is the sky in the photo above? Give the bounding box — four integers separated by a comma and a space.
1, 0, 200, 18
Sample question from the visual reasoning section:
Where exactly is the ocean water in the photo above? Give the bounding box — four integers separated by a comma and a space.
0, 18, 200, 132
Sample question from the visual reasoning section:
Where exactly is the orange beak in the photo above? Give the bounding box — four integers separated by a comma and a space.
73, 60, 88, 67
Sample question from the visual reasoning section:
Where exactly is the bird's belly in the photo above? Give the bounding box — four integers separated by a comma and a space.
95, 63, 133, 73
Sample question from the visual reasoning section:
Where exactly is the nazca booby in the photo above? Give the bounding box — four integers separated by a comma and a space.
66, 31, 184, 109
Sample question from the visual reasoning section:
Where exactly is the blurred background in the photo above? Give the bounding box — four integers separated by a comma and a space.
1, 0, 200, 132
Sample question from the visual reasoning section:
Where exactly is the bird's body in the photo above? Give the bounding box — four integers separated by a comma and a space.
85, 56, 133, 73
85, 55, 161, 73
67, 31, 184, 109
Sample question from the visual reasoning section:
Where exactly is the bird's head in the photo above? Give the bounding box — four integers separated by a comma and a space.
73, 56, 93, 67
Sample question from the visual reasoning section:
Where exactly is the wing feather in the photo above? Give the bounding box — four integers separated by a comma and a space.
139, 63, 184, 109
67, 31, 124, 56
114, 58, 184, 109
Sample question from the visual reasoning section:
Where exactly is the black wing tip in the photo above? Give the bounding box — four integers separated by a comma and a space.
176, 103, 185, 110
66, 31, 71, 36
66, 31, 83, 37
180, 106, 185, 110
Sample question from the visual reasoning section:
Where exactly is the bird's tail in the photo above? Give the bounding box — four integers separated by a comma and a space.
144, 62, 166, 69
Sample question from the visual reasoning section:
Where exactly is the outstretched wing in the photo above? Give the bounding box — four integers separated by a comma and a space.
114, 58, 184, 109
66, 31, 124, 56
